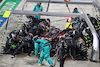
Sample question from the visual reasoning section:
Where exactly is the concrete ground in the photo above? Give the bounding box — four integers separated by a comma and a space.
0, 0, 100, 67
0, 53, 100, 67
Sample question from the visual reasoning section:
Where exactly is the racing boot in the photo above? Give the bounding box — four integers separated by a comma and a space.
37, 64, 41, 66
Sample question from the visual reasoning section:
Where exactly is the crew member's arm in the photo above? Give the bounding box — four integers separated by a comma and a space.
41, 6, 43, 11
33, 6, 36, 11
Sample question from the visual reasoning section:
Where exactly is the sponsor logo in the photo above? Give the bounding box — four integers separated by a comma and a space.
0, 2, 16, 15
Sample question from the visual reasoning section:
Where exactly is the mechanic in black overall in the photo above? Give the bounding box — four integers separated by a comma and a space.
11, 34, 34, 58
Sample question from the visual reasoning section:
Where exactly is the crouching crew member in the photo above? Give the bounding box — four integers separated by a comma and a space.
33, 36, 55, 67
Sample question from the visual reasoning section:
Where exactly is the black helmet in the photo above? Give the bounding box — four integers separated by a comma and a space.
87, 14, 91, 19
74, 8, 78, 10
86, 27, 90, 33
11, 33, 17, 40
24, 22, 30, 28
74, 8, 78, 13
47, 18, 50, 23
19, 29, 23, 36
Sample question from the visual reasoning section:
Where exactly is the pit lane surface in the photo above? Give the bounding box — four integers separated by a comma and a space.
0, 0, 100, 67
